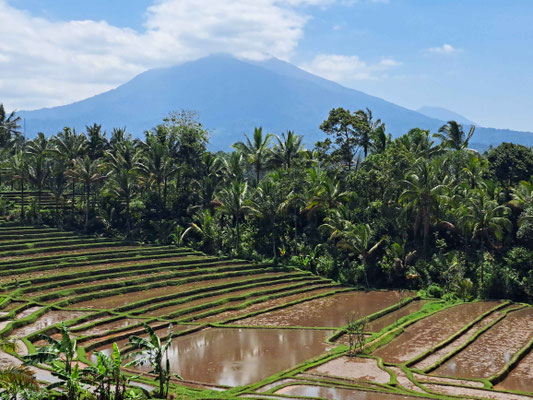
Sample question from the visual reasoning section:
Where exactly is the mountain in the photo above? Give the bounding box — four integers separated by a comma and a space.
20, 54, 533, 150
417, 106, 477, 126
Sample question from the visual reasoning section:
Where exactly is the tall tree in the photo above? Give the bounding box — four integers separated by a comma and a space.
271, 130, 305, 170
233, 127, 273, 185
434, 120, 476, 151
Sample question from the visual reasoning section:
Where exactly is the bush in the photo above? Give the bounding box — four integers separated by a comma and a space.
427, 283, 444, 298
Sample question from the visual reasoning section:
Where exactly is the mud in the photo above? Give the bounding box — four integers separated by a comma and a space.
366, 301, 427, 332
70, 272, 279, 310
275, 385, 427, 399
413, 309, 503, 370
12, 310, 90, 337
108, 327, 334, 386
412, 372, 484, 388
14, 306, 42, 320
75, 317, 148, 336
496, 347, 533, 393
425, 383, 532, 400
197, 287, 336, 324
235, 290, 414, 328
143, 279, 304, 318
373, 301, 499, 363
308, 356, 390, 383
434, 307, 533, 379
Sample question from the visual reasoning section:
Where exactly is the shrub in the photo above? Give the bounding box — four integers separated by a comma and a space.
427, 283, 444, 298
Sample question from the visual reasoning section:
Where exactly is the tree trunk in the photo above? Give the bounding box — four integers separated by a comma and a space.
85, 183, 90, 232
20, 176, 25, 220
71, 180, 75, 215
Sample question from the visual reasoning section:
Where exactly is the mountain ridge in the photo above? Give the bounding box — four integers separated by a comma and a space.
19, 54, 533, 150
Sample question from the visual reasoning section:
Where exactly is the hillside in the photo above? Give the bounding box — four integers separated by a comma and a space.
20, 54, 533, 150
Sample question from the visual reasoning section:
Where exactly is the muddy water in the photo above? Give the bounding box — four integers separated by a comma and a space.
12, 310, 90, 338
373, 301, 499, 364
16, 255, 200, 287
76, 317, 148, 336
104, 328, 334, 386
236, 291, 414, 328
366, 301, 427, 332
197, 286, 337, 324
425, 383, 532, 400
142, 279, 305, 318
433, 307, 533, 379
414, 309, 503, 370
70, 272, 262, 310
496, 346, 533, 393
14, 306, 42, 319
275, 385, 426, 399
308, 356, 390, 383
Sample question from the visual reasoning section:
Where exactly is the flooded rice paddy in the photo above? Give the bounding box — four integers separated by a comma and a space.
235, 290, 414, 327
1, 222, 532, 399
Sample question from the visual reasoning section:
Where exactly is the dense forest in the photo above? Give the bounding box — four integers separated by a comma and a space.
1, 104, 532, 302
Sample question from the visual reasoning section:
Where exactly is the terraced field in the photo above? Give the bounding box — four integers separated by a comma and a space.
0, 221, 531, 400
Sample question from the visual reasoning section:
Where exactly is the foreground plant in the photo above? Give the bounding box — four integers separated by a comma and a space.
24, 323, 89, 400
126, 324, 181, 399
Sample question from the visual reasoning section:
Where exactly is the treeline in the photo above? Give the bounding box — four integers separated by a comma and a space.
1, 105, 532, 302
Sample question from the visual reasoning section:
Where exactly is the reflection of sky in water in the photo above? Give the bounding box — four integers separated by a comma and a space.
102, 328, 332, 386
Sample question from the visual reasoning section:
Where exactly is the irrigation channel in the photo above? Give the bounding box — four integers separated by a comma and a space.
0, 221, 531, 399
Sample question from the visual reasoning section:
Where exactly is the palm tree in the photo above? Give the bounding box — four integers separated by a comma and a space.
398, 128, 442, 160
138, 136, 176, 209
48, 159, 68, 224
271, 130, 305, 170
181, 209, 217, 254
0, 365, 39, 400
24, 324, 87, 400
434, 120, 476, 151
399, 158, 448, 251
220, 152, 245, 183
305, 174, 348, 217
127, 324, 180, 399
108, 167, 137, 236
0, 104, 22, 147
369, 124, 391, 155
216, 181, 257, 255
67, 156, 106, 231
510, 177, 533, 210
52, 128, 87, 214
254, 174, 285, 259
355, 108, 385, 157
7, 151, 27, 219
25, 132, 53, 211
461, 188, 511, 283
233, 127, 273, 184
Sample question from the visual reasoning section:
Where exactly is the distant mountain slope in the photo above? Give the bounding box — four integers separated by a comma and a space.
20, 54, 533, 150
417, 106, 477, 126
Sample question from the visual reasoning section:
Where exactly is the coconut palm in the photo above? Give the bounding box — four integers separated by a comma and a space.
127, 324, 179, 399
108, 167, 137, 236
271, 130, 305, 170
48, 159, 68, 225
399, 158, 448, 251
233, 127, 273, 184
52, 128, 87, 213
355, 108, 385, 157
181, 209, 217, 254
216, 181, 257, 255
7, 151, 27, 219
461, 188, 512, 283
435, 120, 476, 151
369, 124, 391, 155
220, 152, 245, 183
0, 104, 22, 147
25, 132, 53, 211
67, 156, 106, 231
305, 174, 349, 217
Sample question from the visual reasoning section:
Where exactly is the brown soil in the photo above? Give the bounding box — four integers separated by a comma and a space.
69, 272, 279, 310
412, 372, 484, 388
373, 301, 499, 363
433, 307, 533, 379
143, 279, 305, 318
366, 301, 427, 332
275, 385, 428, 399
413, 308, 503, 370
495, 347, 533, 394
387, 366, 427, 393
199, 286, 336, 324
424, 383, 532, 400
12, 310, 90, 338
14, 306, 42, 320
308, 356, 390, 383
235, 290, 414, 328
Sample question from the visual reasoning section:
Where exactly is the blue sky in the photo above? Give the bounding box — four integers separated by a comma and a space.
2, 0, 532, 132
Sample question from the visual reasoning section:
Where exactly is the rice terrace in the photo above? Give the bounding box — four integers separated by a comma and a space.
1, 1, 533, 399
0, 217, 531, 399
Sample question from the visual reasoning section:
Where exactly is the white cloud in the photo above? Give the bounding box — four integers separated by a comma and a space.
426, 44, 461, 54
0, 0, 329, 111
300, 54, 401, 82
